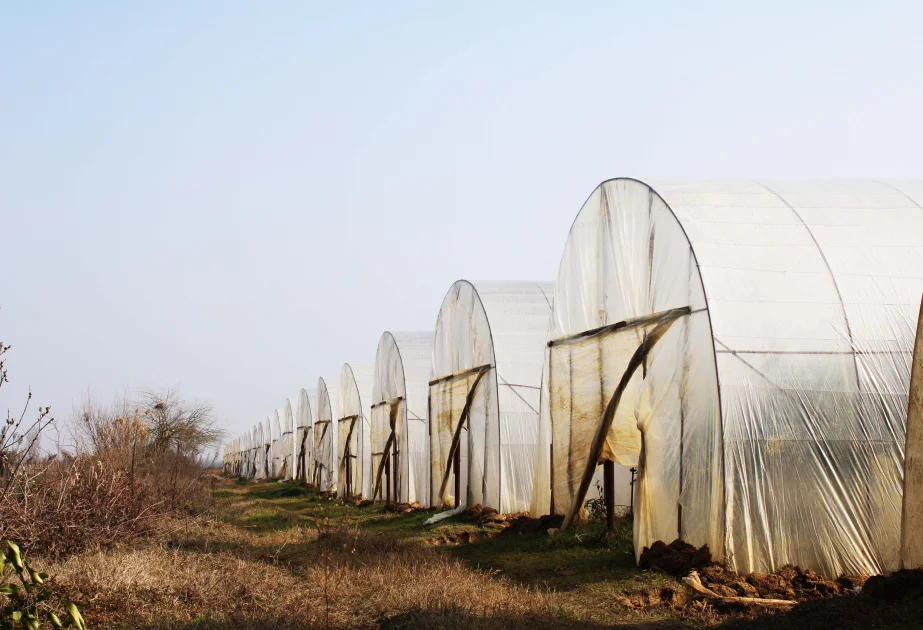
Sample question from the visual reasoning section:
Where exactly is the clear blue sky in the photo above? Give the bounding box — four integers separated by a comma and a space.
2, 1, 922, 445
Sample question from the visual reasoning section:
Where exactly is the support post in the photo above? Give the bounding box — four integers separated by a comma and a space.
345, 444, 352, 497
629, 467, 637, 516
392, 440, 399, 503
549, 443, 555, 515
454, 444, 461, 508
604, 460, 616, 531
385, 456, 391, 503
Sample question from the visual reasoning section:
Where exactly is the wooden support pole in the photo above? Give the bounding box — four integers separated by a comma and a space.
454, 444, 462, 508
385, 456, 391, 503
604, 460, 616, 531
392, 440, 399, 503
345, 446, 351, 497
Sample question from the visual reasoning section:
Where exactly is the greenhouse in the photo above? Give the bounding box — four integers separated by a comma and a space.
371, 331, 434, 505
270, 410, 284, 478
533, 178, 923, 578
294, 389, 315, 483
337, 363, 375, 499
250, 425, 261, 479
314, 376, 339, 491
282, 399, 296, 480
430, 280, 554, 513
263, 417, 274, 479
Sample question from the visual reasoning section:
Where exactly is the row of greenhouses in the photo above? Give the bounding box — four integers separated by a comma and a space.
223, 178, 923, 578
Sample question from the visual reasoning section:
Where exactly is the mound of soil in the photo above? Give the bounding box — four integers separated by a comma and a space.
457, 504, 504, 524
862, 568, 923, 600
499, 513, 565, 535
639, 539, 866, 603
318, 490, 338, 501
698, 563, 851, 601
383, 502, 419, 514
639, 539, 712, 576
354, 498, 374, 508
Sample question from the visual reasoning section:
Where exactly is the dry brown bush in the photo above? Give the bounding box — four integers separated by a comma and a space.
0, 379, 221, 556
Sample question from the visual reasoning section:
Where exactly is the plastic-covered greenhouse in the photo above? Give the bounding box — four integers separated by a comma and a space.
262, 416, 274, 479
314, 376, 339, 491
533, 178, 923, 578
371, 331, 434, 505
270, 410, 284, 478
251, 424, 261, 479
294, 389, 315, 483
430, 280, 554, 513
282, 399, 296, 479
338, 363, 374, 498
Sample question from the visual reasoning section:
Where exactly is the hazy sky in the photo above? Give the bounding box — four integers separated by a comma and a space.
3, 1, 922, 445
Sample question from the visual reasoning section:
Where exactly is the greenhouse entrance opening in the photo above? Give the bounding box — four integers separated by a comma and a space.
430, 364, 491, 508
371, 397, 404, 503
551, 307, 691, 533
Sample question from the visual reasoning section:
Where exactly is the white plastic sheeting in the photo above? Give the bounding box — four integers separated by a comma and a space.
371, 332, 434, 505
315, 376, 339, 491
535, 178, 923, 578
430, 280, 554, 513
338, 364, 374, 498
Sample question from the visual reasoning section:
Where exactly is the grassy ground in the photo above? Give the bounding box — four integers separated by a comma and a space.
37, 477, 922, 629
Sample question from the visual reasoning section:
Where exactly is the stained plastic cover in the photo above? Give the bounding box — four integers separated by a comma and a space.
536, 178, 923, 577
903, 298, 923, 570
430, 281, 554, 513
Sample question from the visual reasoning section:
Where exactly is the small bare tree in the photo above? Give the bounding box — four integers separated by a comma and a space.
0, 340, 55, 498
139, 387, 223, 460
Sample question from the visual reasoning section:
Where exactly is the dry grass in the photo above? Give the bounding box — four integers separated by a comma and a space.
48, 514, 587, 629
17, 478, 919, 629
